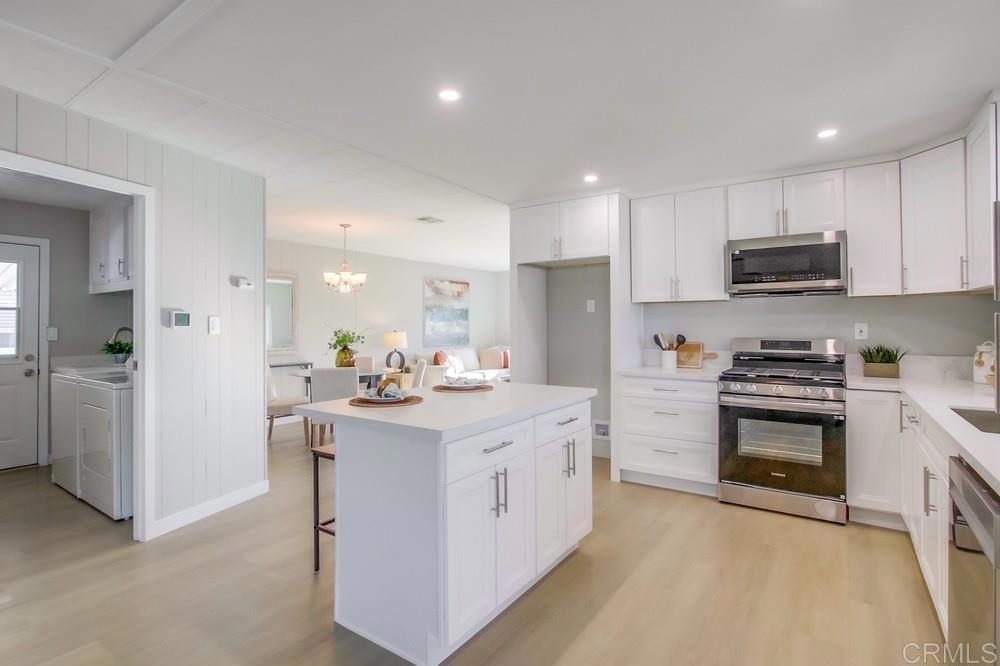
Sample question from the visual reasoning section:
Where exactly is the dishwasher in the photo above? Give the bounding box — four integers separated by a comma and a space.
949, 456, 1000, 659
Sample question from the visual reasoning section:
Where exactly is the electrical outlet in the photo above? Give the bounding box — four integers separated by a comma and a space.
586, 299, 595, 313
854, 323, 869, 340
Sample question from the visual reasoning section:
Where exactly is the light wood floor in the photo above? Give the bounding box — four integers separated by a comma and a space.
0, 424, 942, 666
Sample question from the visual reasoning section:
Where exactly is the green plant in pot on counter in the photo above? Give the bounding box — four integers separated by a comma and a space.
101, 339, 133, 364
859, 344, 907, 379
329, 328, 365, 367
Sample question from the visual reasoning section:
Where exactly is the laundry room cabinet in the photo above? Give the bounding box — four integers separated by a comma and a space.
89, 202, 133, 294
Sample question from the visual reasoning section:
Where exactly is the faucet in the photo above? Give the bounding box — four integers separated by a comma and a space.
108, 326, 133, 343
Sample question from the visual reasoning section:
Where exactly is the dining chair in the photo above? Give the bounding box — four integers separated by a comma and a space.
413, 359, 427, 387
266, 365, 309, 444
309, 367, 359, 445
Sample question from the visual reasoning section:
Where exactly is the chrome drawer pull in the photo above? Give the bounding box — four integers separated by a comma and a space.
653, 449, 678, 455
556, 416, 579, 426
652, 388, 679, 392
653, 411, 679, 416
482, 440, 515, 454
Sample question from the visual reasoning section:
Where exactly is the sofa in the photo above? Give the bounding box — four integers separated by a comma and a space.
412, 346, 511, 386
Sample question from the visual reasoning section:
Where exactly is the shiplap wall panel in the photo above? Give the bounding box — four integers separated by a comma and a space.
66, 111, 89, 169
0, 88, 16, 151
0, 88, 266, 532
17, 95, 66, 163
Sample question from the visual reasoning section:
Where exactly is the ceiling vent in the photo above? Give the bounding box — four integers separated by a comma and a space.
415, 216, 445, 224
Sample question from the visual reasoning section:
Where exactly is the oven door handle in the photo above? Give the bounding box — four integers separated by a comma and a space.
718, 394, 846, 416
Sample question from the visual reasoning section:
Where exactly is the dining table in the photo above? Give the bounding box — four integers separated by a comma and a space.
290, 368, 388, 396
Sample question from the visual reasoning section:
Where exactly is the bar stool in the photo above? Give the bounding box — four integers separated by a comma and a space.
312, 443, 336, 572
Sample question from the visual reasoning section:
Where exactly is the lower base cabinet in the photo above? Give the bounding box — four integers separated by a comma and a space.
536, 428, 592, 572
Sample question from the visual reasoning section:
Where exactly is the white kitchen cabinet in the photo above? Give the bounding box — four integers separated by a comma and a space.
674, 187, 728, 301
846, 390, 900, 513
727, 178, 783, 240
845, 162, 903, 296
782, 169, 845, 235
630, 194, 675, 302
915, 429, 949, 634
559, 195, 609, 260
446, 467, 497, 642
89, 203, 133, 293
901, 140, 968, 294
966, 102, 997, 291
50, 374, 79, 496
899, 397, 918, 538
495, 450, 536, 604
630, 188, 727, 303
535, 427, 591, 572
511, 202, 559, 264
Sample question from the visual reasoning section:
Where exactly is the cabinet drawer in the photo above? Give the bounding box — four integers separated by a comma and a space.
620, 434, 718, 484
447, 419, 533, 483
621, 397, 717, 443
620, 376, 717, 402
534, 402, 591, 446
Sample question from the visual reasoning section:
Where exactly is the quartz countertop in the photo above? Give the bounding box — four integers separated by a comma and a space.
619, 365, 725, 382
294, 382, 596, 443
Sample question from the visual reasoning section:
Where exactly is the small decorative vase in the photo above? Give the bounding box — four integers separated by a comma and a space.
335, 347, 356, 367
863, 362, 899, 379
112, 353, 128, 365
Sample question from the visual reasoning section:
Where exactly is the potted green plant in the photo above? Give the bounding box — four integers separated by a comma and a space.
329, 328, 365, 367
101, 339, 133, 365
859, 344, 907, 378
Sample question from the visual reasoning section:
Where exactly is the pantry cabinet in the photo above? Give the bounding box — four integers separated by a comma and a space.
966, 102, 997, 291
89, 203, 133, 294
630, 188, 727, 303
901, 140, 968, 294
510, 195, 609, 264
845, 162, 903, 296
846, 390, 900, 513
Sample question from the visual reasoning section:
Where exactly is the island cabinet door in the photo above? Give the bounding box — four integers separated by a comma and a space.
535, 437, 568, 572
495, 450, 537, 604
446, 468, 498, 643
565, 430, 593, 545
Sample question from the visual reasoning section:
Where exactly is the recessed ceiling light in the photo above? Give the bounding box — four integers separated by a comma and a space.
817, 128, 838, 139
438, 89, 461, 102
583, 173, 599, 183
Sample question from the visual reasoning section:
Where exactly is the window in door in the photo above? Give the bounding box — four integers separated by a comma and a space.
0, 261, 18, 357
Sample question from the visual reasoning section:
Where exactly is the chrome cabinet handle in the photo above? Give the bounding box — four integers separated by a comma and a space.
118, 258, 125, 276
923, 466, 931, 516
99, 262, 105, 277
653, 449, 678, 455
902, 266, 908, 292
783, 208, 789, 235
899, 400, 907, 432
776, 210, 781, 235
961, 256, 969, 289
556, 416, 579, 427
652, 387, 679, 392
499, 468, 509, 514
653, 411, 679, 416
564, 443, 571, 477
676, 278, 681, 300
482, 439, 515, 454
568, 438, 577, 476
492, 473, 501, 517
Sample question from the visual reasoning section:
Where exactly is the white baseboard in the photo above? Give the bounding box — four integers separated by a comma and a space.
620, 469, 718, 498
147, 480, 269, 540
849, 507, 906, 531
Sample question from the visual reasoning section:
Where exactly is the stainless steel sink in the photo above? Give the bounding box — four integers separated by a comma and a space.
953, 408, 1000, 434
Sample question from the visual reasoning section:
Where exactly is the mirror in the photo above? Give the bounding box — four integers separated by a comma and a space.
266, 274, 296, 351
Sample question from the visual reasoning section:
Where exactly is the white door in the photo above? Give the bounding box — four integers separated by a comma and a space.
446, 467, 498, 643
630, 194, 676, 302
674, 187, 728, 302
0, 242, 40, 470
846, 162, 902, 296
510, 203, 557, 265
565, 430, 593, 546
966, 103, 997, 291
559, 195, 609, 259
901, 140, 968, 294
79, 399, 113, 515
727, 178, 783, 240
495, 450, 537, 604
846, 390, 900, 513
782, 169, 845, 235
535, 437, 568, 572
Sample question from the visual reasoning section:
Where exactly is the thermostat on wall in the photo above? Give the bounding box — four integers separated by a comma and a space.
167, 310, 191, 328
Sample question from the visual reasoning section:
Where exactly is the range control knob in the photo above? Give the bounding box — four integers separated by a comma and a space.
772, 385, 784, 395
800, 387, 813, 397
746, 384, 758, 393
730, 383, 741, 392
818, 388, 831, 399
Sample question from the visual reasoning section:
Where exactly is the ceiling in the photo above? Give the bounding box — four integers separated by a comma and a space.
0, 168, 129, 211
0, 1, 998, 271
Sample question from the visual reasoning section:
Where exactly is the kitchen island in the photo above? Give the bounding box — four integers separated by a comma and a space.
294, 382, 597, 666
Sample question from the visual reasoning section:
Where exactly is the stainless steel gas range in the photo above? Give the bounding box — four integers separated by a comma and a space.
717, 338, 847, 524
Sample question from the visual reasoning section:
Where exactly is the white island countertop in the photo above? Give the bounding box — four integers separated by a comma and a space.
294, 382, 597, 442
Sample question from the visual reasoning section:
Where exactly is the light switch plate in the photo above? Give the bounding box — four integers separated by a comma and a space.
586, 299, 595, 313
46, 327, 58, 341
854, 323, 868, 340
208, 316, 221, 335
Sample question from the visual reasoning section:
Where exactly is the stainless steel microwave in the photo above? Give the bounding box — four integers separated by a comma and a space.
726, 230, 847, 296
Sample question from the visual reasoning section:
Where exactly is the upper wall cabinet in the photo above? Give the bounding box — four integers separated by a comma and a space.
901, 140, 967, 295
966, 102, 998, 292
631, 188, 727, 303
511, 195, 609, 264
845, 162, 902, 296
90, 203, 133, 294
727, 170, 844, 240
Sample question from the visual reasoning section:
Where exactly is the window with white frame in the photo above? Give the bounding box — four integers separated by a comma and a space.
0, 261, 18, 357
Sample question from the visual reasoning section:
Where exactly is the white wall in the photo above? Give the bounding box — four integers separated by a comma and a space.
0, 86, 266, 534
0, 198, 132, 356
267, 238, 507, 380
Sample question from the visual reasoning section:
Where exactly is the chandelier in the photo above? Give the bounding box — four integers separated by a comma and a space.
324, 223, 367, 293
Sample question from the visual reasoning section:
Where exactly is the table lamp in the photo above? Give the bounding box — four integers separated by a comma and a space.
383, 330, 408, 370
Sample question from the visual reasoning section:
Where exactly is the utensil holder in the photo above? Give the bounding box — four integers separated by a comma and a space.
661, 350, 677, 372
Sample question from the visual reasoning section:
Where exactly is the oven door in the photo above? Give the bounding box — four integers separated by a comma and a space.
727, 231, 846, 295
718, 394, 846, 499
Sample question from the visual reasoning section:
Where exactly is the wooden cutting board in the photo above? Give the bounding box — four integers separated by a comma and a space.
676, 343, 719, 369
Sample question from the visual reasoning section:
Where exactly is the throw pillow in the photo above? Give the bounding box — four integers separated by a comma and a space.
446, 354, 466, 375
479, 346, 504, 370
433, 350, 448, 366
501, 349, 510, 369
